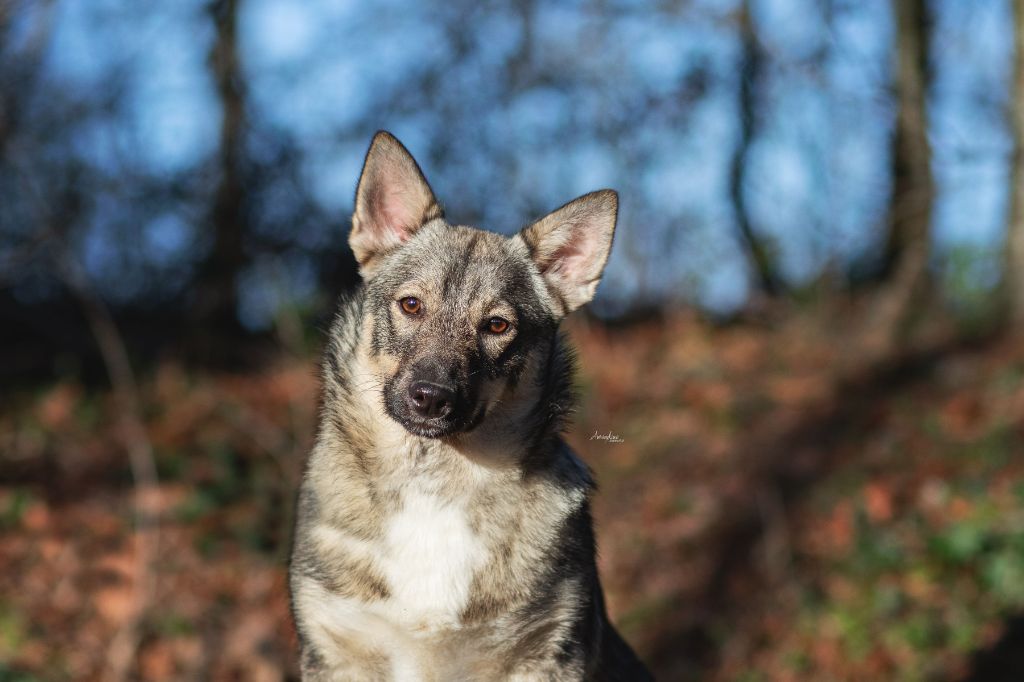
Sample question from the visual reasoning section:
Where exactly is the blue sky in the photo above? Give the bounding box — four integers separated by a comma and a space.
26, 0, 1017, 326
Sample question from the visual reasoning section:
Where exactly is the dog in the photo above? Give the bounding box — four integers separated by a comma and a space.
289, 131, 653, 681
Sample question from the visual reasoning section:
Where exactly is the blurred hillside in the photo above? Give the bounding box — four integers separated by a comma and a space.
2, 312, 1024, 680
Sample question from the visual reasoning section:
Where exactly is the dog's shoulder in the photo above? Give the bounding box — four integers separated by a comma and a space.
526, 436, 596, 500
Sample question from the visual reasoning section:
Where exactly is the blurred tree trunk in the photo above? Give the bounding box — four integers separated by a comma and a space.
1006, 0, 1024, 326
880, 0, 933, 281
864, 0, 933, 355
731, 0, 784, 297
191, 0, 249, 348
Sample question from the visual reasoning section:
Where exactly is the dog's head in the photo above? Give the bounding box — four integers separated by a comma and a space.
348, 131, 617, 439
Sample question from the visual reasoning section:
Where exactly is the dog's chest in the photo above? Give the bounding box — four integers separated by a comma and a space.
314, 486, 492, 678
297, 448, 586, 678
378, 486, 487, 627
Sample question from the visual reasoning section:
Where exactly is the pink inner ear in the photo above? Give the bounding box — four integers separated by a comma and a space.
368, 184, 416, 245
546, 242, 580, 277
545, 223, 598, 279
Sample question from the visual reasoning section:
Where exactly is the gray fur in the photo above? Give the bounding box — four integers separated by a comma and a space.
290, 131, 652, 681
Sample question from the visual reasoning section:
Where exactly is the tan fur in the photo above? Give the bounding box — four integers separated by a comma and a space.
289, 131, 651, 681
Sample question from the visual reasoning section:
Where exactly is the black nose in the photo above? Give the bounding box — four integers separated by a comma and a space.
407, 381, 455, 419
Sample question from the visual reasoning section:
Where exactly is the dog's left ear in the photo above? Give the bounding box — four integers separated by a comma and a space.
350, 131, 443, 276
518, 190, 618, 315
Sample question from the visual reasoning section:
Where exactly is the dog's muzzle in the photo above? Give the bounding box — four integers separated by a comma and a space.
406, 381, 455, 420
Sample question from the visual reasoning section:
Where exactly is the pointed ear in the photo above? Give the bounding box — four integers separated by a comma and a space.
518, 190, 618, 315
350, 131, 443, 275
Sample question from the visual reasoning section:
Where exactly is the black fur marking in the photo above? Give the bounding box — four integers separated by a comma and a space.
463, 404, 488, 432
440, 232, 480, 299
520, 332, 578, 472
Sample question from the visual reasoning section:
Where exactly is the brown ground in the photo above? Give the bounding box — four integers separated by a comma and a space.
2, 311, 1023, 681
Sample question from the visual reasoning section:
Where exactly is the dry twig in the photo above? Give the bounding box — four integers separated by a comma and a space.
52, 243, 159, 682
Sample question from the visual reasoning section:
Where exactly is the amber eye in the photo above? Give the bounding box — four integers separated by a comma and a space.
399, 297, 422, 315
487, 317, 509, 334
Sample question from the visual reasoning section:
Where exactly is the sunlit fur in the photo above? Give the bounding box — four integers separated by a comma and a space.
289, 132, 651, 680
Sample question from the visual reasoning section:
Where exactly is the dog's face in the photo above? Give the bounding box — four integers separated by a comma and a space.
365, 224, 551, 437
348, 132, 617, 439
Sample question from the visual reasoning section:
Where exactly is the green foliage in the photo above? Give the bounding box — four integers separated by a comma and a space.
150, 611, 195, 638
942, 244, 1003, 328
929, 519, 988, 565
807, 481, 1024, 675
0, 603, 25, 662
0, 491, 33, 531
0, 666, 38, 682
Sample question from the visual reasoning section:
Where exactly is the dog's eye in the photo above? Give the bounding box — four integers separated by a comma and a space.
399, 297, 422, 315
487, 317, 509, 334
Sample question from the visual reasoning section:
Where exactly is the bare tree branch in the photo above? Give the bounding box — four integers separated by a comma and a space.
731, 0, 786, 297
1005, 0, 1024, 325
190, 0, 250, 350
861, 0, 934, 360
50, 240, 159, 682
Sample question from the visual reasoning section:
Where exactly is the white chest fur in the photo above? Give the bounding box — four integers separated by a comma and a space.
380, 486, 487, 630
299, 484, 491, 679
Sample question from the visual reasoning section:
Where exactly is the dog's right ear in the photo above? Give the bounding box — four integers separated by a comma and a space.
350, 131, 443, 276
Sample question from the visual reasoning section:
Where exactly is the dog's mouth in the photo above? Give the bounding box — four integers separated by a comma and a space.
397, 415, 457, 439
386, 398, 487, 440
393, 406, 487, 439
